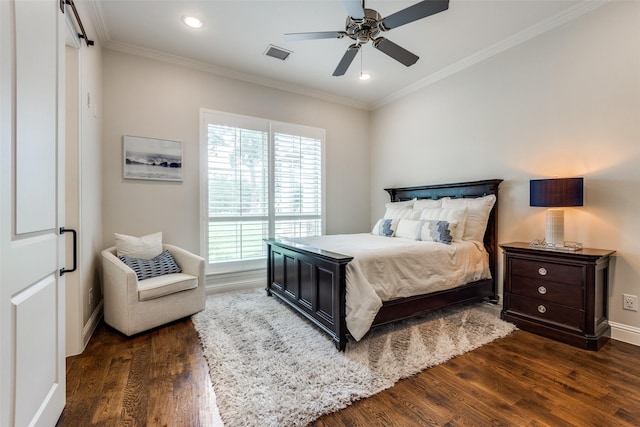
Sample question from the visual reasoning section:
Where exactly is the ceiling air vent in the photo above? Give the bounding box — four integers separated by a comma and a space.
264, 45, 292, 61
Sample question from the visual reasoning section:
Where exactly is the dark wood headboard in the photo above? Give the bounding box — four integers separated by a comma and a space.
384, 179, 503, 290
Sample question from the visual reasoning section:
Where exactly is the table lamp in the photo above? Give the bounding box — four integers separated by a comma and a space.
530, 177, 583, 250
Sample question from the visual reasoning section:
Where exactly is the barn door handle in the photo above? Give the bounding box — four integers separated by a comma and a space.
60, 227, 77, 276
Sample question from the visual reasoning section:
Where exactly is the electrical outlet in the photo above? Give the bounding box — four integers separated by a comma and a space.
623, 294, 638, 311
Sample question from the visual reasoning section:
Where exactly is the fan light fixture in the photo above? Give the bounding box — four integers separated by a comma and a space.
183, 16, 202, 29
359, 48, 371, 80
284, 0, 449, 77
530, 177, 584, 251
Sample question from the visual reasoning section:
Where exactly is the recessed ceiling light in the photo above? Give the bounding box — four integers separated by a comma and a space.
183, 16, 202, 29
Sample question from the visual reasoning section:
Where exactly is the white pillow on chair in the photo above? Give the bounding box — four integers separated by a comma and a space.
115, 232, 163, 259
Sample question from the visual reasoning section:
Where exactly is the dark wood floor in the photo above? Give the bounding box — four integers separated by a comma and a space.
57, 317, 640, 427
56, 319, 219, 427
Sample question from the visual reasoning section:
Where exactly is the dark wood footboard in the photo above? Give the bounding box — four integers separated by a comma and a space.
371, 278, 494, 327
265, 239, 353, 350
265, 179, 503, 351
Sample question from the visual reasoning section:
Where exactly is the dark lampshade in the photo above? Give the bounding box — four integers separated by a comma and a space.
530, 177, 584, 207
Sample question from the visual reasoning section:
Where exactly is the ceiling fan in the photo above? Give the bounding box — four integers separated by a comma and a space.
284, 0, 450, 76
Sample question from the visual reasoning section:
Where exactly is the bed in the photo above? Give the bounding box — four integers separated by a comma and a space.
264, 179, 503, 350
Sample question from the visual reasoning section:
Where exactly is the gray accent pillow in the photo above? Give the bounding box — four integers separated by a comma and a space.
417, 220, 456, 244
372, 218, 396, 237
119, 250, 181, 281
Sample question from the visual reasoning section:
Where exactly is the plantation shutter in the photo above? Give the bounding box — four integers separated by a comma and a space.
207, 115, 269, 262
272, 123, 323, 239
204, 112, 324, 267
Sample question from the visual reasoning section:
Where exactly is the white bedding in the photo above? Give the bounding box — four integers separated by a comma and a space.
290, 234, 491, 341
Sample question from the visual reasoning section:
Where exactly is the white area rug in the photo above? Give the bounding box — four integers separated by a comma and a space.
192, 289, 516, 427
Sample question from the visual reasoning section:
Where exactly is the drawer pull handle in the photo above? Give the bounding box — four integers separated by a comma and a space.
538, 305, 547, 314
538, 267, 547, 276
538, 286, 547, 295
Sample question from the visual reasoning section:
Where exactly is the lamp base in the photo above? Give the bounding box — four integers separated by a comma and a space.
545, 208, 565, 246
529, 239, 583, 251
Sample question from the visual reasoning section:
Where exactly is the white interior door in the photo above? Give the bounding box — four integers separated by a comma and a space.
1, 0, 66, 426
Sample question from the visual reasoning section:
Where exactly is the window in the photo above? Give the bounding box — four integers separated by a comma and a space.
201, 110, 324, 271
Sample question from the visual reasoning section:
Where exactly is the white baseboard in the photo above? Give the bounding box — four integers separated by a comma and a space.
82, 299, 103, 350
610, 321, 640, 346
206, 268, 264, 295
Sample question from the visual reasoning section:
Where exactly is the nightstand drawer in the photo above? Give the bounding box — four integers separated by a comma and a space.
510, 276, 584, 309
509, 295, 584, 332
511, 258, 584, 287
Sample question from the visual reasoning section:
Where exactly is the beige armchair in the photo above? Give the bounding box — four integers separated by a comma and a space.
101, 243, 206, 336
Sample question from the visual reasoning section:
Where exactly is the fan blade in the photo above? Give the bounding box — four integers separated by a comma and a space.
284, 31, 346, 41
381, 0, 449, 30
342, 0, 365, 19
333, 45, 360, 76
373, 38, 419, 66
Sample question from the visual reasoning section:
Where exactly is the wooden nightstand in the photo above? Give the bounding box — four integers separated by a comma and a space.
500, 242, 615, 350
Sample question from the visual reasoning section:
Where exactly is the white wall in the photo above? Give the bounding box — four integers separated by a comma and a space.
64, 0, 103, 356
79, 26, 103, 327
102, 50, 370, 257
370, 1, 640, 340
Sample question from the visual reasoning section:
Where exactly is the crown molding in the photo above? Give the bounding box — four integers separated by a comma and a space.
85, 0, 109, 43
80, 0, 609, 112
371, 0, 609, 110
86, 0, 369, 110
104, 40, 370, 110
87, 0, 370, 110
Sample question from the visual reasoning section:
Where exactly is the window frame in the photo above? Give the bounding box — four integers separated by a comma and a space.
200, 108, 326, 275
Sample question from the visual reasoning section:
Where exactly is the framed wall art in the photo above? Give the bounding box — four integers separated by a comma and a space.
123, 135, 183, 182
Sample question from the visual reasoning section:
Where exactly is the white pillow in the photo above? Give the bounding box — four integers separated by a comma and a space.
419, 207, 467, 242
383, 206, 421, 221
385, 198, 416, 209
115, 232, 163, 259
372, 219, 398, 237
395, 219, 422, 239
442, 195, 496, 241
413, 198, 443, 210
411, 198, 444, 220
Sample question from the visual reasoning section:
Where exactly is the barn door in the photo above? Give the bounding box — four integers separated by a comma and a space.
1, 0, 67, 425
